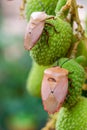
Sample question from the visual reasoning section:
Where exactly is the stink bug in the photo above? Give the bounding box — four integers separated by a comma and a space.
41, 66, 68, 114
24, 11, 55, 50
24, 12, 48, 50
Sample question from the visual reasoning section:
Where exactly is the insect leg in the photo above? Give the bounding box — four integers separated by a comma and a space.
44, 28, 50, 46
68, 78, 72, 86
45, 23, 59, 33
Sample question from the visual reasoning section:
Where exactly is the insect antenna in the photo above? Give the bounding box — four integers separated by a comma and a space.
59, 58, 74, 75
60, 58, 72, 68
44, 28, 50, 46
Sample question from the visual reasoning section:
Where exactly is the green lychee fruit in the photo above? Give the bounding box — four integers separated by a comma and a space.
56, 97, 87, 130
75, 55, 87, 67
30, 17, 72, 66
26, 61, 50, 97
25, 0, 58, 20
55, 0, 67, 13
58, 58, 85, 107
76, 38, 87, 67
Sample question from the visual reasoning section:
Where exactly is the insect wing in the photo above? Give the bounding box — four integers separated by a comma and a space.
43, 94, 59, 114
54, 76, 68, 102
41, 74, 58, 114
53, 76, 68, 113
42, 76, 68, 114
24, 21, 45, 50
41, 75, 54, 100
41, 67, 68, 114
30, 21, 45, 49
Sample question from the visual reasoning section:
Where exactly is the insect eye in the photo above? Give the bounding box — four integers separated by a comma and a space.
48, 77, 56, 82
29, 31, 31, 34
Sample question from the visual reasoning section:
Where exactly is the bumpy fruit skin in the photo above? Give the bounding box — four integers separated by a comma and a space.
30, 18, 72, 66
56, 97, 87, 130
26, 62, 50, 97
59, 58, 85, 107
25, 0, 58, 20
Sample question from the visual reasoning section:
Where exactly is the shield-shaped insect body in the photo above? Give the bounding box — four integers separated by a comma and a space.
41, 66, 68, 114
24, 12, 48, 50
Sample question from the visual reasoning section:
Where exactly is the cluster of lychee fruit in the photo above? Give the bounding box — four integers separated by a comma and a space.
23, 0, 87, 129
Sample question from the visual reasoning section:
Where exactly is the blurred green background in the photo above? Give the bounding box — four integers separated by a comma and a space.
0, 0, 87, 130
0, 1, 48, 130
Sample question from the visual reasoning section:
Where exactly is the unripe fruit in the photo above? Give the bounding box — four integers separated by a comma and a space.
25, 0, 58, 20
26, 62, 50, 97
59, 58, 85, 107
75, 55, 86, 64
76, 38, 87, 67
55, 0, 67, 13
56, 97, 87, 130
30, 17, 72, 66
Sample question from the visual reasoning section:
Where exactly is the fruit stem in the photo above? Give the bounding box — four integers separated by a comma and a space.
60, 0, 71, 14
20, 0, 26, 18
70, 0, 84, 39
41, 113, 58, 130
56, 0, 84, 40
55, 0, 71, 18
68, 0, 85, 59
70, 40, 79, 58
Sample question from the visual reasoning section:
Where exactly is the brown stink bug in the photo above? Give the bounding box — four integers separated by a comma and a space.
41, 66, 68, 114
24, 12, 48, 50
24, 11, 55, 50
